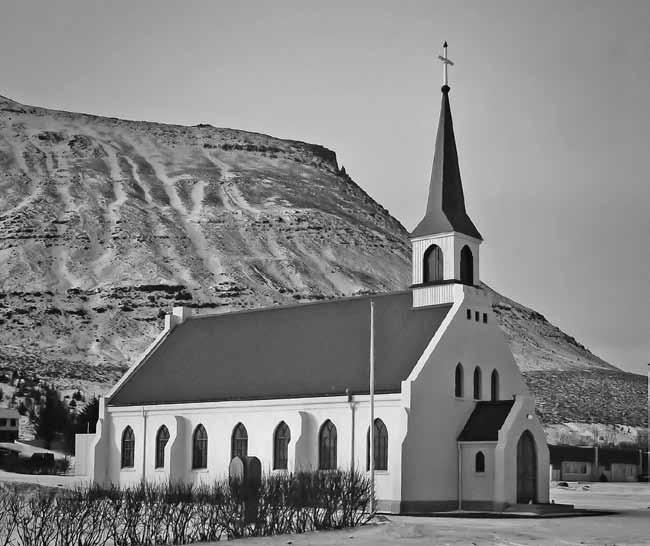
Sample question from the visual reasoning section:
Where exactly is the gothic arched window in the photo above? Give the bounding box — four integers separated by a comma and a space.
192, 424, 208, 469
319, 420, 337, 470
423, 244, 444, 283
455, 363, 464, 398
155, 425, 169, 469
231, 423, 248, 460
460, 245, 474, 285
366, 418, 388, 471
491, 369, 500, 401
475, 451, 486, 473
273, 421, 290, 470
473, 366, 482, 400
121, 426, 135, 469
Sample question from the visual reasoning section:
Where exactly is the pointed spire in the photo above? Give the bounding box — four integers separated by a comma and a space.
410, 54, 482, 240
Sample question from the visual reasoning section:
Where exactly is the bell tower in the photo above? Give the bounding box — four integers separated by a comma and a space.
411, 43, 483, 308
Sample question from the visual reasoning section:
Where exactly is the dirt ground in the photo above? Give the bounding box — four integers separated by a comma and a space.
207, 483, 650, 546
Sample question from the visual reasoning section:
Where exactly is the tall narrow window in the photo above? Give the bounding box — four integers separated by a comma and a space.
423, 244, 443, 283
231, 423, 248, 460
192, 424, 208, 469
121, 426, 135, 468
455, 363, 464, 397
473, 366, 482, 400
319, 420, 337, 470
460, 245, 474, 285
491, 369, 499, 401
273, 421, 290, 470
475, 451, 485, 473
155, 425, 169, 469
366, 418, 388, 471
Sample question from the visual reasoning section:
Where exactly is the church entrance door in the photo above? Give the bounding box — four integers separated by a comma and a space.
516, 430, 537, 503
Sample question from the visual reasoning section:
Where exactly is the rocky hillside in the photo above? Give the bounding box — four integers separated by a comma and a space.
486, 287, 647, 428
0, 94, 646, 431
488, 287, 619, 373
0, 93, 409, 390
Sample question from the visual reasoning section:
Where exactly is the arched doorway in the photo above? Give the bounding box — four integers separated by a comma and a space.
516, 430, 537, 503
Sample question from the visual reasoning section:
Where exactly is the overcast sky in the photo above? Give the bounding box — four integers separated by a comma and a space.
1, 0, 648, 375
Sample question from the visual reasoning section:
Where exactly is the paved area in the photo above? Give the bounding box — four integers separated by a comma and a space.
551, 481, 650, 510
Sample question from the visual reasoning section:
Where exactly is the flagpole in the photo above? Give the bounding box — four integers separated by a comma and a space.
369, 299, 375, 513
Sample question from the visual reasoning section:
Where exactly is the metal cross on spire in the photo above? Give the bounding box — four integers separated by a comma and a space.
437, 41, 454, 86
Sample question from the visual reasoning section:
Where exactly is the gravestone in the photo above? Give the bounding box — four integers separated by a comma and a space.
229, 455, 262, 524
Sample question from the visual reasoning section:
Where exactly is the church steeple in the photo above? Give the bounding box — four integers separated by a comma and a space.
411, 44, 481, 240
411, 43, 483, 307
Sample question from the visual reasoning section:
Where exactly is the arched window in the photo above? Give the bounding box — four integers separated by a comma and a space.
319, 420, 337, 470
273, 421, 290, 470
473, 366, 482, 400
475, 451, 485, 473
121, 426, 135, 468
231, 423, 248, 460
366, 418, 388, 471
155, 425, 169, 469
455, 363, 464, 398
423, 245, 443, 283
460, 245, 474, 285
491, 369, 499, 401
192, 424, 208, 469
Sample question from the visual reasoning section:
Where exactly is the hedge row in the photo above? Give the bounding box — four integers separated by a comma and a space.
0, 470, 373, 545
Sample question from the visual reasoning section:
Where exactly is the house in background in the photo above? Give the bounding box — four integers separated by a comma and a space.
78, 48, 551, 513
549, 445, 645, 482
0, 408, 19, 442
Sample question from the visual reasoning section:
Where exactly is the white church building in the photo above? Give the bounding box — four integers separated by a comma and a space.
79, 53, 550, 513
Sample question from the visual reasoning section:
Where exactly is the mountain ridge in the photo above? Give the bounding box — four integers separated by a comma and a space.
0, 93, 645, 432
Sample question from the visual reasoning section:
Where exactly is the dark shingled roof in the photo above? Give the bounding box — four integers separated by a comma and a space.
549, 445, 641, 466
108, 292, 451, 407
599, 447, 642, 465
411, 86, 482, 240
457, 400, 515, 441
548, 445, 594, 465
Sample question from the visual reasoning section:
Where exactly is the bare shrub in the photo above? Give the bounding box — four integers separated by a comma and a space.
0, 470, 372, 545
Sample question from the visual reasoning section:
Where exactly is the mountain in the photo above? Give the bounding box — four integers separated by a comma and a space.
0, 95, 646, 434
487, 287, 647, 431
0, 94, 409, 388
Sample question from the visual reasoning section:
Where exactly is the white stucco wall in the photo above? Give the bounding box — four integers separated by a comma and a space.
494, 395, 550, 504
400, 284, 545, 508
91, 394, 406, 504
460, 442, 496, 502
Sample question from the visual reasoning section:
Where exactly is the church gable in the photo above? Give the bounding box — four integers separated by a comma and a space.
108, 292, 451, 407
